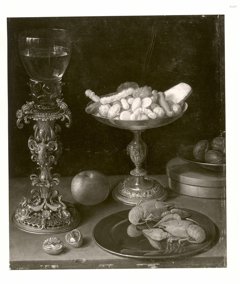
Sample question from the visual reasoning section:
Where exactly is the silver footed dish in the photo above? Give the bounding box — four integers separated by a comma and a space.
86, 102, 188, 131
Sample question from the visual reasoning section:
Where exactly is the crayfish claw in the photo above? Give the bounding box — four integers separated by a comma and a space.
186, 217, 200, 225
178, 238, 189, 244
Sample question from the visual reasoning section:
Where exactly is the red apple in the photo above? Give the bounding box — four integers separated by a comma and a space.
71, 170, 110, 206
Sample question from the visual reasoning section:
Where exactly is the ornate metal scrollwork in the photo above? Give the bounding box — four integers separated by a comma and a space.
14, 187, 72, 230
16, 101, 35, 128
56, 98, 72, 128
13, 79, 79, 233
127, 131, 147, 176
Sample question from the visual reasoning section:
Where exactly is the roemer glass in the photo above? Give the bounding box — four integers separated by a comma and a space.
14, 29, 80, 234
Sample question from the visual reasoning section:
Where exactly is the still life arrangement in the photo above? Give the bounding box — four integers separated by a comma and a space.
11, 27, 224, 265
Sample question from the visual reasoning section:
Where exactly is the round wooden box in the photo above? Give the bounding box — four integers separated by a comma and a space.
166, 157, 226, 199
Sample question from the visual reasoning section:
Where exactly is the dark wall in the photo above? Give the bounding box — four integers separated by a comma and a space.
8, 16, 225, 177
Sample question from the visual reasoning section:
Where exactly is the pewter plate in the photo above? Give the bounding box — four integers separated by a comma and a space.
86, 103, 188, 131
93, 209, 218, 259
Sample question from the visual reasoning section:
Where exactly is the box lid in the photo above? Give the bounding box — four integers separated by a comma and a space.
166, 157, 226, 188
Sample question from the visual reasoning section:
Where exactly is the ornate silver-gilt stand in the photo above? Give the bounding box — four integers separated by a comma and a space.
13, 79, 80, 234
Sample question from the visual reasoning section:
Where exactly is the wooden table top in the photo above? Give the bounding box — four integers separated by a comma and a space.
9, 175, 226, 269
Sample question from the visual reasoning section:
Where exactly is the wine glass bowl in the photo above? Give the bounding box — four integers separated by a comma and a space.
19, 29, 71, 82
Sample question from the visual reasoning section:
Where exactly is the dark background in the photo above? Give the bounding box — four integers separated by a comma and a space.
8, 15, 225, 178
